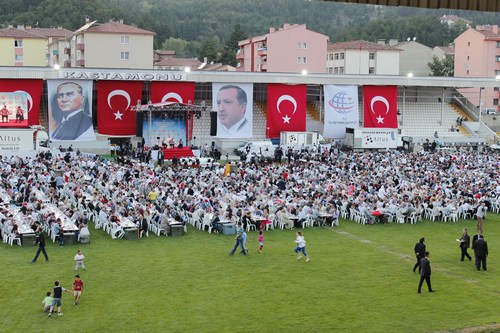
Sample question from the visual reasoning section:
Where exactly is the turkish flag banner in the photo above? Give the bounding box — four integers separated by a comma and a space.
363, 85, 398, 128
151, 82, 195, 104
0, 79, 42, 126
266, 84, 306, 138
97, 80, 143, 135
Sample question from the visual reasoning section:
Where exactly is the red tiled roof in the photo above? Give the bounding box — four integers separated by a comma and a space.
154, 58, 202, 67
327, 40, 400, 51
28, 27, 73, 38
0, 27, 45, 39
155, 50, 176, 56
202, 63, 236, 71
436, 46, 455, 55
85, 21, 155, 35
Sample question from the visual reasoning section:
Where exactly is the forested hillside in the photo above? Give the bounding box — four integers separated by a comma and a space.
1, 0, 498, 61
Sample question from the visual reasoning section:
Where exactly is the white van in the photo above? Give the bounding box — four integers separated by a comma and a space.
234, 141, 275, 157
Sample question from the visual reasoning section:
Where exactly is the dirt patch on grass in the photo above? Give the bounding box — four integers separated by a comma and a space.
430, 323, 500, 332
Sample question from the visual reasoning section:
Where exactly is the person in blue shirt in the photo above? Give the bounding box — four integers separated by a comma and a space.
229, 222, 247, 255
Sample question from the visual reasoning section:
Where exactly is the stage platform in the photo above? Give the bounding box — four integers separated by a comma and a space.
163, 147, 194, 160
0, 119, 29, 128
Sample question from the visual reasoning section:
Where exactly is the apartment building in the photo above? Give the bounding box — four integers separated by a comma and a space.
51, 20, 155, 69
237, 23, 328, 74
326, 40, 400, 75
454, 25, 500, 111
0, 27, 46, 66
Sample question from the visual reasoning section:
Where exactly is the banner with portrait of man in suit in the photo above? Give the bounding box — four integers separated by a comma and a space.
212, 83, 253, 138
47, 80, 95, 141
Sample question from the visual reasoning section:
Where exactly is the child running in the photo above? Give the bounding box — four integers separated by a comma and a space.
73, 275, 84, 305
294, 231, 310, 262
74, 249, 86, 271
258, 230, 264, 253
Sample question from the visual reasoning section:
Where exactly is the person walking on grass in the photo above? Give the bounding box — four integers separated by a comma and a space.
74, 249, 86, 271
413, 237, 426, 273
258, 230, 264, 253
229, 222, 247, 256
48, 280, 72, 317
31, 227, 49, 263
73, 275, 84, 305
417, 252, 435, 294
294, 231, 310, 262
458, 228, 472, 261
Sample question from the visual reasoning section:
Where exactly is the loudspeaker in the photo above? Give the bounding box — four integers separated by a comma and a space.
210, 111, 217, 136
136, 112, 144, 137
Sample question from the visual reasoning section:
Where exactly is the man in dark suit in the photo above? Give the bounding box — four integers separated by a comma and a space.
413, 237, 426, 273
459, 228, 472, 261
472, 235, 488, 271
418, 251, 435, 293
51, 82, 94, 140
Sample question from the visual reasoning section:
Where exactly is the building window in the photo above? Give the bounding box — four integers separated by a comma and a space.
335, 53, 339, 60
339, 67, 345, 74
497, 41, 500, 48
495, 70, 500, 76
468, 42, 470, 46
467, 70, 469, 75
120, 36, 129, 44
340, 53, 345, 60
496, 55, 500, 62
15, 54, 23, 61
328, 67, 333, 73
334, 67, 339, 74
120, 52, 129, 60
14, 40, 23, 48
297, 57, 307, 64
328, 54, 334, 61
494, 87, 499, 91
297, 42, 307, 49
369, 67, 375, 74
467, 56, 470, 61
369, 52, 375, 60
493, 98, 499, 106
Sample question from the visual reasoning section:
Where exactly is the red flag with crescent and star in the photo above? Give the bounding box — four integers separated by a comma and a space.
266, 84, 306, 138
0, 79, 42, 126
97, 80, 143, 135
363, 85, 398, 128
150, 82, 195, 105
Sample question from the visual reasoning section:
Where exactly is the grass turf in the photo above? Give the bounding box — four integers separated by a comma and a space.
1, 215, 499, 333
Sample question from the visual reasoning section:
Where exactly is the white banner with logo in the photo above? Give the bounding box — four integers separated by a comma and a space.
361, 128, 398, 149
323, 85, 359, 139
0, 130, 34, 151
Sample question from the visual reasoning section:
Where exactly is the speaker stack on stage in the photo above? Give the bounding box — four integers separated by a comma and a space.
210, 111, 217, 136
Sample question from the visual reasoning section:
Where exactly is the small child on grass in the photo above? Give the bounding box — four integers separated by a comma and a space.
74, 249, 85, 271
42, 291, 53, 313
258, 230, 264, 253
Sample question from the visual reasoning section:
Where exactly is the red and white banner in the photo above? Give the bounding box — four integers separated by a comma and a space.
151, 82, 195, 104
363, 85, 398, 128
97, 81, 143, 136
266, 84, 306, 138
0, 79, 42, 126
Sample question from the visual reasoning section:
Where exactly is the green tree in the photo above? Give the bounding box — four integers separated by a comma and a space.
428, 55, 454, 77
161, 37, 189, 57
198, 36, 221, 64
219, 24, 248, 66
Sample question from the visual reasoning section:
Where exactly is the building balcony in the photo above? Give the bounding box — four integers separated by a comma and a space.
52, 50, 59, 56
76, 59, 85, 67
76, 43, 85, 51
257, 48, 268, 56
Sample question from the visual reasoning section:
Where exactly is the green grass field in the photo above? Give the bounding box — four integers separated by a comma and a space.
1, 215, 499, 333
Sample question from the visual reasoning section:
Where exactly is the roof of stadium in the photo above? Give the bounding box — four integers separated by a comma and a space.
322, 0, 500, 13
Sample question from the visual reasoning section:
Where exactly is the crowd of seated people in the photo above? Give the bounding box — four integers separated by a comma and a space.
1, 145, 499, 244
